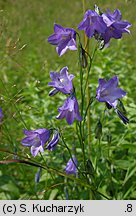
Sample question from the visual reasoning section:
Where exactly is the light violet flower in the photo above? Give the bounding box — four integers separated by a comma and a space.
96, 76, 126, 107
96, 76, 129, 124
64, 156, 77, 175
21, 128, 50, 157
78, 10, 107, 38
48, 66, 74, 94
56, 96, 82, 125
48, 24, 77, 56
101, 9, 131, 45
47, 131, 59, 151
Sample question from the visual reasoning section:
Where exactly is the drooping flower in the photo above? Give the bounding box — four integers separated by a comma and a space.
96, 76, 126, 107
21, 128, 50, 157
48, 66, 74, 94
47, 131, 59, 151
64, 156, 77, 175
78, 10, 107, 38
0, 108, 4, 122
56, 96, 82, 125
96, 76, 129, 124
48, 24, 77, 56
101, 9, 131, 45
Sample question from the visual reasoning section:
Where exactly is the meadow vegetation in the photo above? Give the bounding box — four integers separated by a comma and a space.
0, 0, 136, 199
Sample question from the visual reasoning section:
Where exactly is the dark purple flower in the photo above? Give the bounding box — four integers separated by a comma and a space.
0, 108, 4, 122
47, 131, 59, 151
101, 9, 131, 44
56, 96, 82, 125
96, 76, 126, 107
48, 67, 74, 94
64, 156, 77, 175
78, 10, 107, 38
48, 24, 77, 56
21, 128, 50, 157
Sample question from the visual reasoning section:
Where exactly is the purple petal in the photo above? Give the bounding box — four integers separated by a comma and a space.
102, 14, 114, 27
112, 29, 122, 39
113, 20, 131, 29
108, 9, 122, 21
48, 34, 61, 45
86, 26, 95, 38
64, 156, 77, 175
60, 66, 68, 78
66, 111, 74, 125
57, 40, 69, 56
49, 71, 57, 80
56, 110, 66, 120
104, 76, 118, 89
67, 38, 77, 51
94, 16, 107, 33
21, 133, 40, 147
98, 78, 107, 87
34, 128, 49, 135
23, 129, 33, 136
78, 16, 89, 30
31, 145, 44, 157
54, 23, 64, 33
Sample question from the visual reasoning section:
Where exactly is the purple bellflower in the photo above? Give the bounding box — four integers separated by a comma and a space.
96, 76, 129, 124
101, 9, 131, 45
64, 156, 77, 175
56, 96, 82, 125
48, 24, 77, 56
21, 128, 50, 157
47, 131, 59, 151
0, 108, 4, 122
96, 76, 126, 107
78, 10, 107, 38
48, 66, 74, 94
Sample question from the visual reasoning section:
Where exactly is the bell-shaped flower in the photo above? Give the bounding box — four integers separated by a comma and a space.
101, 9, 131, 45
64, 156, 77, 175
56, 96, 82, 125
78, 10, 107, 38
21, 128, 50, 157
96, 76, 126, 107
47, 131, 59, 151
48, 24, 77, 56
48, 67, 74, 94
96, 76, 129, 124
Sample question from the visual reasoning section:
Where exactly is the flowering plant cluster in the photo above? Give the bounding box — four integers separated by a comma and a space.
19, 6, 131, 176
0, 4, 131, 198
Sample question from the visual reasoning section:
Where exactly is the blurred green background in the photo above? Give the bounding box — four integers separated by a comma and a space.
0, 0, 136, 199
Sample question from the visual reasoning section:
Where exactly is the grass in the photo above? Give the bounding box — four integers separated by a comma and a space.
0, 0, 136, 200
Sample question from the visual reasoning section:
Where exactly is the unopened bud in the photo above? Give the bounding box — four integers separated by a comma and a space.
86, 159, 94, 175
49, 88, 59, 97
80, 46, 88, 68
115, 109, 129, 125
95, 120, 102, 139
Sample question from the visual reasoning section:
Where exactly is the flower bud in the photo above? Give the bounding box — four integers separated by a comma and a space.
80, 46, 88, 68
95, 120, 102, 139
49, 88, 59, 97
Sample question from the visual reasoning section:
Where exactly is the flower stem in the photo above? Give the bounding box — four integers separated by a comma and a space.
82, 0, 91, 159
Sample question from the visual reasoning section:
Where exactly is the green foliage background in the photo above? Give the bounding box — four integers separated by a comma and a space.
0, 0, 135, 199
